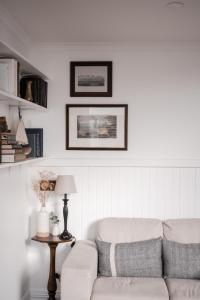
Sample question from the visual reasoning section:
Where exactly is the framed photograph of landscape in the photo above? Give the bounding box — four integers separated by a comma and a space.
66, 104, 128, 150
70, 61, 112, 97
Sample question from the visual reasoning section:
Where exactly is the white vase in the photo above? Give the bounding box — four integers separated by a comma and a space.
52, 223, 60, 236
36, 206, 49, 237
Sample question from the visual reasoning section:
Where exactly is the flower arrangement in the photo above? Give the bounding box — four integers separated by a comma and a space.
40, 180, 56, 191
33, 171, 56, 207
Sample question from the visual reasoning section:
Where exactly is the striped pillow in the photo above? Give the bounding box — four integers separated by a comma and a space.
96, 238, 162, 277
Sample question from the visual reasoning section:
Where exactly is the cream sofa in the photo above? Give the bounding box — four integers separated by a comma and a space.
61, 218, 200, 300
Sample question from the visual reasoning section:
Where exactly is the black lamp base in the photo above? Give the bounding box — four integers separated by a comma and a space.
59, 230, 73, 240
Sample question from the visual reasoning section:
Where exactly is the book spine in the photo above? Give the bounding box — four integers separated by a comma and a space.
17, 62, 20, 97
20, 78, 27, 99
40, 129, 43, 156
1, 149, 23, 154
26, 128, 43, 158
0, 134, 1, 163
36, 133, 40, 157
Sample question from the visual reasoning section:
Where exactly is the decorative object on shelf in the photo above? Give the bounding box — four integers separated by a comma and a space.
55, 175, 77, 240
0, 132, 26, 163
20, 75, 48, 108
70, 61, 112, 97
49, 212, 60, 236
25, 80, 33, 101
25, 128, 43, 158
0, 116, 8, 132
66, 104, 128, 150
0, 58, 19, 96
16, 109, 31, 156
33, 171, 57, 237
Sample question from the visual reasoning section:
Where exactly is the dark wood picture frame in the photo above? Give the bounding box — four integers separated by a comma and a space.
66, 104, 128, 150
70, 61, 112, 97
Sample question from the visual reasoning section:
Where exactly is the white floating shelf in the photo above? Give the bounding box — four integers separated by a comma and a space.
0, 89, 47, 111
0, 157, 45, 169
0, 40, 49, 80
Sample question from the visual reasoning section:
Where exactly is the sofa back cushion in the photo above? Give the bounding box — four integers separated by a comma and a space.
163, 239, 200, 279
96, 238, 162, 277
163, 219, 200, 243
97, 218, 163, 243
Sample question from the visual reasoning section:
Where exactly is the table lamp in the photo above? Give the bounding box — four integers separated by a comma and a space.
55, 175, 77, 240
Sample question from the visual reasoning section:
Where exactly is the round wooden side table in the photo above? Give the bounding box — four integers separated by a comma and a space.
32, 235, 75, 300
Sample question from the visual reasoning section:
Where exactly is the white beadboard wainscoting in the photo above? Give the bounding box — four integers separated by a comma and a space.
27, 157, 200, 298
32, 157, 200, 240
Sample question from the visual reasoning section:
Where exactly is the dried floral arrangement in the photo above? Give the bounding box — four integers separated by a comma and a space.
33, 171, 56, 207
40, 180, 56, 191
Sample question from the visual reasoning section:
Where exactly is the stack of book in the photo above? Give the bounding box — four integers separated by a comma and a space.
0, 133, 26, 163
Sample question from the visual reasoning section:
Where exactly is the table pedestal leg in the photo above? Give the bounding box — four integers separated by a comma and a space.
47, 243, 58, 300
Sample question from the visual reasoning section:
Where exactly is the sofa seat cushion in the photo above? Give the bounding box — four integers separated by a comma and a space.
91, 277, 169, 300
165, 278, 200, 300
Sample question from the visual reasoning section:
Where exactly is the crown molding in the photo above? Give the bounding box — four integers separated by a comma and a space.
32, 41, 200, 52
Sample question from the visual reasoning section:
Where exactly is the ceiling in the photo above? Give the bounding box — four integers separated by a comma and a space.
1, 0, 200, 43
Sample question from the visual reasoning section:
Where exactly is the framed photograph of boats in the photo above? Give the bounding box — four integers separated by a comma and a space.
70, 61, 112, 97
66, 104, 128, 150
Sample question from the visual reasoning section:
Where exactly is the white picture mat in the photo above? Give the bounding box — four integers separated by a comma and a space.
68, 107, 126, 148
75, 66, 108, 93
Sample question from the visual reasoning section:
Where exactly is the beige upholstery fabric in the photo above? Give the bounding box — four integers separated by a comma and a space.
91, 277, 169, 300
97, 218, 163, 243
61, 240, 97, 300
165, 278, 200, 300
163, 219, 200, 243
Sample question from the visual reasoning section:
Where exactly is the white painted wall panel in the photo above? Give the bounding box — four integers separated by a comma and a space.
29, 164, 200, 242
27, 163, 200, 298
0, 166, 31, 300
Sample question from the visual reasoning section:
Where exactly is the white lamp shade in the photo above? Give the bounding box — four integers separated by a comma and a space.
55, 175, 77, 195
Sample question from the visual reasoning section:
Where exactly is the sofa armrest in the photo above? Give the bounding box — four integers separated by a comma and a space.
61, 240, 98, 300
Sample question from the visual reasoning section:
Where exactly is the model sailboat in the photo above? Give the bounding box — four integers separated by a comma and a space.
16, 115, 31, 155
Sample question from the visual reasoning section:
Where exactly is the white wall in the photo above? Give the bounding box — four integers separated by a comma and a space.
0, 5, 33, 300
0, 166, 32, 300
27, 43, 200, 160
21, 43, 200, 297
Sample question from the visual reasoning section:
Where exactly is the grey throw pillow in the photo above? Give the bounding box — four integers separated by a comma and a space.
96, 238, 162, 277
163, 239, 200, 279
